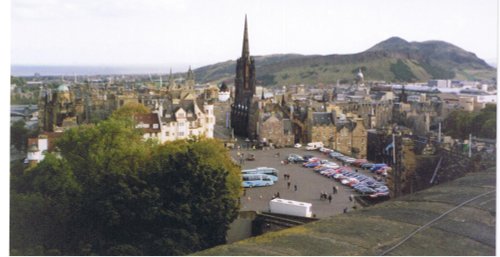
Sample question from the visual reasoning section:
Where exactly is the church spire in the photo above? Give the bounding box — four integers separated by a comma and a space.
242, 15, 249, 57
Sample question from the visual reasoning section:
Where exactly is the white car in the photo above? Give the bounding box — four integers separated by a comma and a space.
294, 143, 302, 148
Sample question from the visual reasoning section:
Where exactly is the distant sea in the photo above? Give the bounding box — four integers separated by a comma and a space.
11, 65, 195, 77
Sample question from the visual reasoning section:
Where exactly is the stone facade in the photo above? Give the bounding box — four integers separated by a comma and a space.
38, 84, 83, 132
333, 118, 367, 158
258, 114, 294, 147
231, 16, 258, 139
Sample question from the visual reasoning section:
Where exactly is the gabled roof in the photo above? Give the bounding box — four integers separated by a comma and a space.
134, 113, 161, 132
312, 112, 334, 126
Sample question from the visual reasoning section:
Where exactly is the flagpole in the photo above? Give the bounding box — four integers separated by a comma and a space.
468, 133, 472, 157
392, 133, 396, 165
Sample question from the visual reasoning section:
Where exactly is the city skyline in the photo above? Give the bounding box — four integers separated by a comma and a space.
11, 0, 499, 69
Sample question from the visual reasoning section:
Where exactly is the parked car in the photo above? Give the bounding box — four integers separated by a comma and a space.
294, 143, 302, 148
370, 164, 388, 173
361, 162, 375, 169
353, 159, 368, 167
302, 154, 315, 161
288, 154, 306, 163
303, 161, 321, 168
246, 154, 255, 161
357, 187, 377, 194
329, 152, 343, 158
345, 157, 357, 164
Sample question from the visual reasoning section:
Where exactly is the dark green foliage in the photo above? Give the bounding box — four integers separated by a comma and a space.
10, 108, 240, 255
390, 59, 417, 82
10, 120, 29, 151
443, 104, 496, 139
258, 74, 276, 85
420, 60, 455, 79
11, 76, 26, 87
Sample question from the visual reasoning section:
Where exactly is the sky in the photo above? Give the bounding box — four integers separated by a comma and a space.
10, 0, 499, 71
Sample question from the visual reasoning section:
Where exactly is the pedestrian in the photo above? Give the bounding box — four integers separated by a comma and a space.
283, 173, 287, 180
287, 181, 291, 189
335, 186, 338, 194
294, 184, 297, 191
343, 207, 348, 213
355, 169, 358, 173
281, 160, 284, 165
288, 174, 291, 180
276, 192, 280, 198
349, 194, 353, 202
243, 188, 247, 196
277, 152, 280, 157
328, 194, 332, 203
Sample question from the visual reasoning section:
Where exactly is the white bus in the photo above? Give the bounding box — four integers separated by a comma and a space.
241, 167, 279, 181
242, 174, 275, 188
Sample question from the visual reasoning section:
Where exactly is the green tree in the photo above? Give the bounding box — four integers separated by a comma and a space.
10, 120, 29, 151
110, 102, 150, 121
144, 139, 240, 254
11, 155, 80, 255
11, 114, 240, 255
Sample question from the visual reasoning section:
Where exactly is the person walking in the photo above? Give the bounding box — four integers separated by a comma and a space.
294, 184, 298, 191
343, 207, 348, 213
287, 181, 291, 189
349, 194, 354, 202
276, 192, 280, 198
328, 194, 332, 203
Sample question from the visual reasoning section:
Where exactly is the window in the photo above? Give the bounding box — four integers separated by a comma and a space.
179, 132, 184, 136
179, 122, 184, 127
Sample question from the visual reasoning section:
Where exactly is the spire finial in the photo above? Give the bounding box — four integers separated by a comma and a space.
242, 15, 249, 57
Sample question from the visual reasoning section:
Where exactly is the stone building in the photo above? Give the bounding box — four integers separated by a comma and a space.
257, 113, 294, 147
333, 117, 367, 158
231, 15, 259, 139
38, 84, 83, 132
146, 98, 215, 142
308, 112, 336, 148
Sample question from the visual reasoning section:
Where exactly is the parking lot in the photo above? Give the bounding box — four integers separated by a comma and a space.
231, 146, 376, 219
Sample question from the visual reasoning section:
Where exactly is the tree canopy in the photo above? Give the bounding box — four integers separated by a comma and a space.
443, 104, 496, 139
11, 106, 241, 255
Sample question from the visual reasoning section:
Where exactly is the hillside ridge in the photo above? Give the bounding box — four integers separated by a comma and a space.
194, 37, 495, 85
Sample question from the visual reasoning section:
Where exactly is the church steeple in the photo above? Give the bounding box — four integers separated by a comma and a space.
242, 15, 249, 57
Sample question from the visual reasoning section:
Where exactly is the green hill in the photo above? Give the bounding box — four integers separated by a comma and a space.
194, 37, 496, 86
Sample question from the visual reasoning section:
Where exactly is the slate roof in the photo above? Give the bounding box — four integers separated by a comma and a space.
336, 119, 357, 132
134, 113, 161, 133
197, 171, 496, 256
161, 99, 200, 123
312, 112, 334, 126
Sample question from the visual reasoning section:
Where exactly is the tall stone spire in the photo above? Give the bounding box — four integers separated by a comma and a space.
242, 15, 249, 57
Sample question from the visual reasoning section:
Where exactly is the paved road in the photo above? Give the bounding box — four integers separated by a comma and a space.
231, 147, 365, 219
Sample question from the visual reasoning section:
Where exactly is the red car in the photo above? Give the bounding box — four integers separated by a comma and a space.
352, 159, 368, 167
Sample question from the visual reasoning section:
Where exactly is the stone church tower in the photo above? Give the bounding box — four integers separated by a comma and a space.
231, 15, 257, 138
